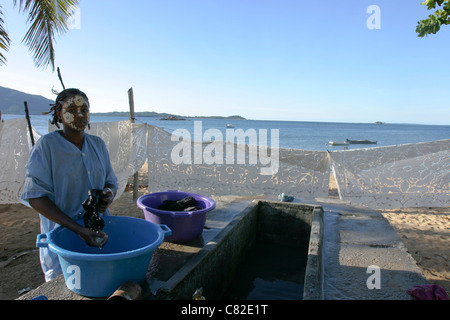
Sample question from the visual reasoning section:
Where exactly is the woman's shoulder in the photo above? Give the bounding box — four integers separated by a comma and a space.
35, 131, 62, 145
28, 131, 63, 156
84, 133, 107, 147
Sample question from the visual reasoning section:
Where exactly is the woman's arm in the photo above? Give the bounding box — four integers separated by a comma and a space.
98, 136, 118, 213
29, 196, 107, 247
99, 184, 117, 213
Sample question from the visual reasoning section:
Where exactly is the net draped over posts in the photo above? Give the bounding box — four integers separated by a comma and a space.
1, 118, 448, 210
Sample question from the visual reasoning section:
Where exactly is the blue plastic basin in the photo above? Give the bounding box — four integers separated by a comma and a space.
137, 190, 216, 243
36, 216, 171, 297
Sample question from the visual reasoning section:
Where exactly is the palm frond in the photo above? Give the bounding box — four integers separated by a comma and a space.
0, 5, 11, 65
14, 0, 79, 70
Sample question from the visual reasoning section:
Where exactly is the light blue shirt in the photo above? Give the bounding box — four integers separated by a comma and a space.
21, 131, 118, 281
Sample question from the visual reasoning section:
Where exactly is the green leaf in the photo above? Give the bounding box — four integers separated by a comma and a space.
0, 5, 11, 65
417, 0, 450, 36
13, 0, 79, 70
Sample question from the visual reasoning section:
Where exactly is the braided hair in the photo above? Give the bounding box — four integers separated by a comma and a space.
43, 88, 90, 129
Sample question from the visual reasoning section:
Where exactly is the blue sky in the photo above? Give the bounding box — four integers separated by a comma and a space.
1, 0, 449, 125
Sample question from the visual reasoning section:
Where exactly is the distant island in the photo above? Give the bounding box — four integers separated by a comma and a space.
90, 111, 246, 120
158, 115, 186, 121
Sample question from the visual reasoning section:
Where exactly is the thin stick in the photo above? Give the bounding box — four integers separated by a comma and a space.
57, 67, 66, 90
128, 88, 139, 201
24, 101, 35, 146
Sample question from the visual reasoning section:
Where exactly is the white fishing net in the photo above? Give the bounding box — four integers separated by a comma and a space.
146, 125, 331, 200
329, 139, 450, 209
0, 118, 41, 204
1, 119, 448, 209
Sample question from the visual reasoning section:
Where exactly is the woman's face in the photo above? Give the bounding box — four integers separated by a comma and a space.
59, 95, 90, 131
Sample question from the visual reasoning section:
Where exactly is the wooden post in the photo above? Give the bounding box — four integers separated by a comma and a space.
128, 88, 139, 201
57, 67, 66, 90
24, 101, 35, 146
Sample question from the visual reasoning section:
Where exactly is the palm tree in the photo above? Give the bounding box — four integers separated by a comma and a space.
0, 0, 79, 70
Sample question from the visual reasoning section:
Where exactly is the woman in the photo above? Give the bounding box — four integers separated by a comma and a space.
21, 88, 118, 281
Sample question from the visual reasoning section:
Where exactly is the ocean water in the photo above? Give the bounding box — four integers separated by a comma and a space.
2, 114, 449, 151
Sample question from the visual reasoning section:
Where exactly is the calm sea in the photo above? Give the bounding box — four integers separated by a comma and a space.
2, 114, 449, 151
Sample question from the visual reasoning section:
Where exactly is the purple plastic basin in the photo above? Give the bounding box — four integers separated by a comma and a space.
137, 190, 216, 243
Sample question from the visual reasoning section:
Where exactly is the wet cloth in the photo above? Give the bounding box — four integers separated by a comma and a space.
20, 131, 118, 281
158, 197, 202, 212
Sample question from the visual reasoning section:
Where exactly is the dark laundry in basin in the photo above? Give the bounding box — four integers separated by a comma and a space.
157, 196, 202, 212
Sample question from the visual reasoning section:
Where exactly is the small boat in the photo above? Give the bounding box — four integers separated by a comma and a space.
346, 139, 377, 144
329, 141, 349, 146
226, 124, 234, 128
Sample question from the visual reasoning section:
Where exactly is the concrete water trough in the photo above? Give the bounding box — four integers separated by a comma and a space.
145, 198, 426, 300
147, 200, 323, 300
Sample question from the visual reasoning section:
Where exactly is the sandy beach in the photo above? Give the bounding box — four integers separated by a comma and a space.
0, 164, 448, 300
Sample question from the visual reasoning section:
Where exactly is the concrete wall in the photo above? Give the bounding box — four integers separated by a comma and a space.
152, 203, 259, 299
152, 201, 321, 300
303, 206, 324, 300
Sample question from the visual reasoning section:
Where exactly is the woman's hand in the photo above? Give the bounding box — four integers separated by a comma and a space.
99, 187, 115, 213
29, 196, 108, 247
78, 228, 108, 247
